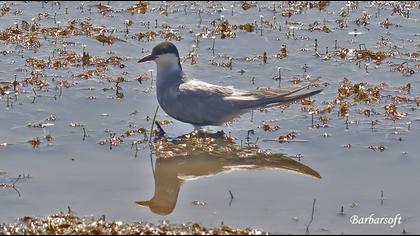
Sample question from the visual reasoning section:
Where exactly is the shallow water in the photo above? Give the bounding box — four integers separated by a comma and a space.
1, 1, 419, 234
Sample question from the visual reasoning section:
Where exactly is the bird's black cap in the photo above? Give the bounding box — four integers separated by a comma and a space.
152, 42, 180, 58
151, 42, 182, 69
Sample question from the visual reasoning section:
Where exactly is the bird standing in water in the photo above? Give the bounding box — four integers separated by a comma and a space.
138, 42, 323, 130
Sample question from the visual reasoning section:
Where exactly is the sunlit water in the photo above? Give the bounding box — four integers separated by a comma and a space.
1, 1, 419, 234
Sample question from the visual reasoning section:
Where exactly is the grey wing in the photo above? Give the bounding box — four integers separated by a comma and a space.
177, 80, 251, 125
175, 81, 322, 125
224, 85, 323, 109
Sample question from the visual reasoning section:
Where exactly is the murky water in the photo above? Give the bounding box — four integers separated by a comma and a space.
1, 1, 419, 234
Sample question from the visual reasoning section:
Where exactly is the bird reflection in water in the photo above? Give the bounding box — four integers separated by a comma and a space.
136, 130, 321, 215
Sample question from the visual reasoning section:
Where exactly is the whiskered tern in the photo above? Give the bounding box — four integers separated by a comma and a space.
138, 42, 323, 130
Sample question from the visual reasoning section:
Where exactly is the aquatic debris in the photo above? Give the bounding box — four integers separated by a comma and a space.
136, 31, 157, 41
94, 3, 112, 15
357, 108, 379, 117
45, 134, 53, 142
0, 174, 25, 197
210, 57, 234, 69
192, 200, 207, 206
259, 121, 279, 132
0, 213, 267, 235
337, 79, 382, 104
301, 99, 314, 106
95, 33, 114, 45
263, 51, 267, 64
68, 123, 81, 128
333, 46, 387, 63
25, 115, 57, 128
379, 18, 393, 29
339, 103, 349, 117
1, 2, 10, 16
99, 139, 107, 145
210, 19, 236, 39
0, 24, 41, 49
384, 103, 407, 120
157, 120, 172, 126
159, 24, 182, 41
127, 1, 148, 14
319, 115, 329, 126
137, 74, 151, 83
27, 137, 41, 148
241, 2, 255, 11
355, 49, 386, 62
238, 23, 255, 32
308, 20, 331, 33
276, 45, 287, 59
355, 11, 370, 27
281, 1, 329, 17
390, 62, 415, 76
277, 132, 296, 143
399, 83, 411, 94
343, 144, 352, 149
368, 144, 386, 152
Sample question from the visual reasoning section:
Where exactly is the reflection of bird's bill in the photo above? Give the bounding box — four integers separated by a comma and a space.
136, 200, 176, 216
136, 130, 321, 215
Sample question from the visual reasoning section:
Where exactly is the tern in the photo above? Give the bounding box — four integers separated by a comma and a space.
138, 42, 323, 130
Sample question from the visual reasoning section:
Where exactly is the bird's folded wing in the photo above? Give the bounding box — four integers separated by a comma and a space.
226, 84, 323, 109
179, 80, 236, 97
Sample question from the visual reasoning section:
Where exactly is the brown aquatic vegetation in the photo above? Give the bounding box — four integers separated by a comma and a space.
27, 137, 41, 148
204, 19, 266, 39
0, 23, 41, 49
368, 144, 386, 152
384, 103, 407, 120
333, 47, 387, 64
259, 121, 280, 132
277, 132, 297, 143
1, 2, 10, 16
339, 103, 349, 117
0, 213, 267, 235
390, 62, 415, 76
159, 24, 182, 41
136, 31, 157, 41
127, 1, 148, 14
281, 1, 329, 17
301, 99, 314, 106
209, 19, 236, 39
355, 11, 370, 27
355, 49, 386, 62
238, 23, 255, 32
337, 79, 382, 104
157, 120, 172, 126
276, 45, 288, 59
95, 33, 114, 45
357, 108, 379, 117
308, 20, 331, 33
94, 3, 112, 15
241, 2, 256, 11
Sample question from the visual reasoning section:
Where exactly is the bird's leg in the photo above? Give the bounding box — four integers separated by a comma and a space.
154, 121, 166, 139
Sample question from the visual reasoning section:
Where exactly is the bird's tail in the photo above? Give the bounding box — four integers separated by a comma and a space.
241, 86, 323, 109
